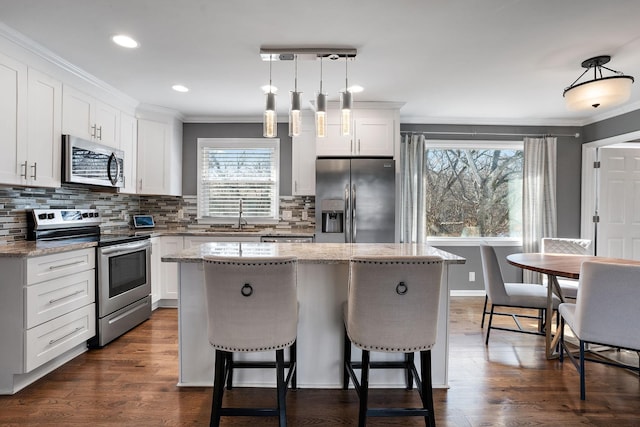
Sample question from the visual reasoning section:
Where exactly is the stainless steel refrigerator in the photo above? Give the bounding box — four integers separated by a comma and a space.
315, 158, 395, 243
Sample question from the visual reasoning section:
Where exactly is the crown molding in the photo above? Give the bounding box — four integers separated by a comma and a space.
0, 22, 138, 109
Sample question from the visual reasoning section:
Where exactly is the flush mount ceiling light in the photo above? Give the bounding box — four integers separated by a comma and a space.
172, 84, 189, 93
563, 55, 635, 110
112, 34, 138, 48
263, 54, 277, 138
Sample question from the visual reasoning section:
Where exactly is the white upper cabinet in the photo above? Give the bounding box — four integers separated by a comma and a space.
137, 115, 182, 196
62, 85, 120, 148
119, 112, 138, 194
26, 68, 63, 188
0, 52, 27, 186
292, 112, 316, 195
0, 54, 62, 188
316, 107, 397, 157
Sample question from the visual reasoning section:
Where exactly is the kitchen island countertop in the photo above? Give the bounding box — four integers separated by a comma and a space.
162, 241, 465, 264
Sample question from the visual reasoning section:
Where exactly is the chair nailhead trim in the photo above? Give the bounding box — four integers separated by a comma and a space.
204, 260, 296, 266
213, 338, 296, 352
351, 260, 441, 265
349, 339, 432, 353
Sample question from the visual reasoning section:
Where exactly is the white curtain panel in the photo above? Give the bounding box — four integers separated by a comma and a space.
523, 136, 557, 283
400, 133, 425, 243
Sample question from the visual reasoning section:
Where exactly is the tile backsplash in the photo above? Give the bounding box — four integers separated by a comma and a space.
0, 185, 315, 244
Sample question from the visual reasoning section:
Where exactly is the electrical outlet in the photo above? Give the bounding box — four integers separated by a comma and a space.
178, 209, 184, 219
301, 211, 308, 220
469, 271, 476, 282
282, 210, 292, 220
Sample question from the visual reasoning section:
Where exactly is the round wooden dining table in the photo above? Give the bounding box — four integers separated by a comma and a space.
506, 253, 640, 359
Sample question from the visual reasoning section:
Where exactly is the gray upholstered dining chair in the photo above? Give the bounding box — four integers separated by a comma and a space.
343, 255, 443, 427
541, 237, 592, 298
480, 244, 560, 345
202, 256, 298, 427
559, 260, 640, 400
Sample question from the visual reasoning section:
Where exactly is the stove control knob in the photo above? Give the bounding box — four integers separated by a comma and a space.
47, 213, 54, 219
82, 213, 89, 218
38, 213, 47, 220
95, 212, 100, 217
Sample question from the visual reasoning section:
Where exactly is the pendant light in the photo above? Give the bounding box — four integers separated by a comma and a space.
289, 55, 302, 136
316, 56, 327, 138
263, 55, 277, 138
340, 56, 353, 136
563, 55, 635, 110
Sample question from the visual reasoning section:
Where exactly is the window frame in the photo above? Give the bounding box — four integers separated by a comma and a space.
423, 139, 523, 246
196, 137, 280, 225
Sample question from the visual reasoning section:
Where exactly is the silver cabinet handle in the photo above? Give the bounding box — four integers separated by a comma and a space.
49, 289, 84, 304
48, 259, 85, 270
344, 184, 350, 243
350, 139, 354, 154
97, 126, 103, 140
20, 161, 27, 178
358, 139, 361, 153
49, 327, 83, 345
30, 162, 37, 180
91, 124, 97, 138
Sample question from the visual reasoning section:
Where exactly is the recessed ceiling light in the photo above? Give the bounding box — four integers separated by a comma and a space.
112, 35, 138, 48
348, 85, 364, 93
172, 84, 189, 93
261, 85, 278, 93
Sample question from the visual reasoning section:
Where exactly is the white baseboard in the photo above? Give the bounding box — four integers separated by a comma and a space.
450, 290, 486, 297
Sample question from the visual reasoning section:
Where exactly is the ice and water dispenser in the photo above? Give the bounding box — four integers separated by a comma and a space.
321, 199, 344, 233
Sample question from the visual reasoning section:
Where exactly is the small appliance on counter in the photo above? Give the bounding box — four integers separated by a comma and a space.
133, 215, 155, 229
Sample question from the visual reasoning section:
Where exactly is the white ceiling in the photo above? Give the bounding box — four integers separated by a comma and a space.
1, 0, 640, 125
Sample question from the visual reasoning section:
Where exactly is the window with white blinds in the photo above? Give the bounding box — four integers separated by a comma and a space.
197, 138, 280, 222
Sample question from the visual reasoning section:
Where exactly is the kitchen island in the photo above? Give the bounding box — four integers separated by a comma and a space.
162, 242, 465, 389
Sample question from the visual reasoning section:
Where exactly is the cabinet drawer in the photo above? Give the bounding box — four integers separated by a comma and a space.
27, 248, 95, 285
25, 269, 96, 329
24, 303, 95, 372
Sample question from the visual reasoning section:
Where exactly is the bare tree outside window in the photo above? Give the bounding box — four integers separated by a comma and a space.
424, 147, 523, 238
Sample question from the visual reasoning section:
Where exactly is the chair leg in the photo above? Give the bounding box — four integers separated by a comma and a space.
481, 295, 488, 328
485, 305, 495, 345
358, 350, 370, 427
276, 349, 287, 427
210, 350, 226, 427
420, 350, 436, 427
579, 340, 586, 400
289, 341, 297, 390
405, 352, 415, 390
225, 352, 234, 390
343, 324, 351, 390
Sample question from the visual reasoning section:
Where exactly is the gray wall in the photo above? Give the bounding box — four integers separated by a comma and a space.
582, 109, 640, 143
182, 123, 292, 196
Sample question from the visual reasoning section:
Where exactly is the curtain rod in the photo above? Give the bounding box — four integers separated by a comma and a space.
400, 131, 580, 138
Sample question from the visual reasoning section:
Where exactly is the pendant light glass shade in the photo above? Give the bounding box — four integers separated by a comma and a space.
563, 55, 635, 110
263, 56, 277, 138
264, 92, 277, 138
316, 57, 327, 138
316, 92, 327, 138
289, 55, 302, 137
340, 56, 353, 136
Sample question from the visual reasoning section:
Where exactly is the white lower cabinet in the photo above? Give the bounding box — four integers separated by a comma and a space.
151, 236, 184, 307
0, 247, 96, 395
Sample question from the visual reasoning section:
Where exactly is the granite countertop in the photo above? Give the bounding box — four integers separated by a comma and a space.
0, 239, 98, 257
162, 242, 466, 265
0, 228, 316, 258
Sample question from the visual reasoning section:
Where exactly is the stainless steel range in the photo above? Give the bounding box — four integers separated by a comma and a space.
28, 209, 151, 347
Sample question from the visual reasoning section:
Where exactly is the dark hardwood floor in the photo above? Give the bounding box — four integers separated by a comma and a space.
1, 297, 639, 426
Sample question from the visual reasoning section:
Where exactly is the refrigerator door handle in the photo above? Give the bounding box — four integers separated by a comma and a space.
352, 184, 357, 243
344, 184, 351, 243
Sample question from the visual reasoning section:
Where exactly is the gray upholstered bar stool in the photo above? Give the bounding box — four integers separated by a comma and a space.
202, 256, 298, 427
343, 255, 444, 427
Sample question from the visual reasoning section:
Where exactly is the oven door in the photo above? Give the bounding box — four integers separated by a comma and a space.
97, 240, 151, 317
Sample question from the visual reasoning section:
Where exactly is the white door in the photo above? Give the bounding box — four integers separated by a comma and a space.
597, 146, 640, 259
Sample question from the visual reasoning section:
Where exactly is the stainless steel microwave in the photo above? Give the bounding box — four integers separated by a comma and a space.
62, 135, 124, 188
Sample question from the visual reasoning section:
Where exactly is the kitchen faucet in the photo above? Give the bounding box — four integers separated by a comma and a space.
238, 199, 247, 230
